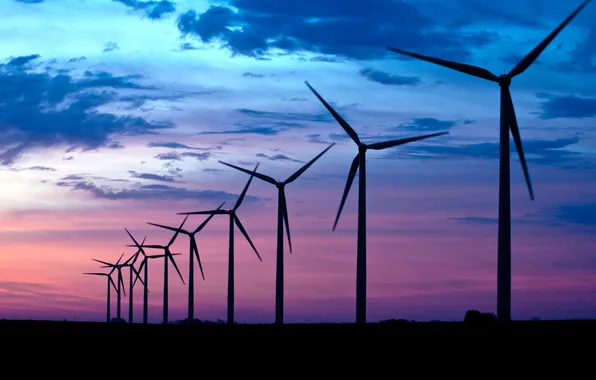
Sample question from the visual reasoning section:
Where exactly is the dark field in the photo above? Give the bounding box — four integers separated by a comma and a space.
3, 319, 596, 341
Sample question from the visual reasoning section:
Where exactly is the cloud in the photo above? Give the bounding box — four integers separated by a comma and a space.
537, 93, 596, 119
242, 72, 264, 78
306, 133, 330, 144
13, 0, 45, 3
112, 0, 176, 20
390, 137, 593, 169
103, 42, 119, 53
55, 173, 262, 203
394, 118, 467, 132
154, 151, 212, 161
256, 153, 305, 163
147, 141, 222, 151
176, 1, 497, 60
198, 108, 334, 136
359, 68, 422, 86
552, 203, 596, 226
8, 165, 56, 172
203, 168, 226, 175
0, 54, 177, 165
128, 170, 178, 183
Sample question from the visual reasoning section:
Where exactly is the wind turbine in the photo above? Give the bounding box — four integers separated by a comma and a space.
178, 165, 261, 325
147, 201, 225, 323
92, 253, 126, 321
83, 271, 117, 322
218, 143, 335, 324
304, 81, 449, 324
386, 0, 592, 322
125, 228, 151, 324
136, 216, 187, 324
122, 244, 146, 324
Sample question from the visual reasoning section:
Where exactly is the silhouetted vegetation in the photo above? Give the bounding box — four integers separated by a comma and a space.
464, 309, 497, 324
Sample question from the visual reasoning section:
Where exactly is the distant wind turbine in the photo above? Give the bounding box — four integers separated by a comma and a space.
148, 201, 225, 323
125, 228, 151, 324
386, 0, 592, 322
122, 243, 147, 324
304, 81, 449, 324
178, 165, 261, 324
219, 143, 335, 324
93, 253, 127, 321
83, 271, 118, 322
135, 216, 187, 324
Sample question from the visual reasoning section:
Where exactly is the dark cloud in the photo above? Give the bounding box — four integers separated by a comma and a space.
147, 141, 222, 151
256, 153, 305, 163
306, 133, 330, 144
55, 174, 262, 203
103, 42, 119, 53
388, 137, 594, 169
359, 68, 422, 86
176, 1, 497, 60
203, 168, 226, 175
0, 55, 176, 165
198, 108, 334, 136
13, 0, 45, 3
552, 203, 596, 226
154, 151, 212, 161
128, 170, 177, 183
9, 165, 56, 172
394, 118, 465, 132
282, 97, 308, 102
537, 93, 596, 119
242, 72, 264, 78
112, 0, 176, 20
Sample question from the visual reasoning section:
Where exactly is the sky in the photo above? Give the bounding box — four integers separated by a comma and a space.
0, 0, 595, 324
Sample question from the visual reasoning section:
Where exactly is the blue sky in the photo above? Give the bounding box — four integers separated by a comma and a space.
0, 0, 595, 323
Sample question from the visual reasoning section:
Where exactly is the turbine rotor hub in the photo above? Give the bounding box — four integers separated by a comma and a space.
358, 144, 367, 153
498, 74, 512, 87
276, 182, 284, 189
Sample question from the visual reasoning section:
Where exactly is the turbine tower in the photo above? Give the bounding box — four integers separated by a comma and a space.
178, 165, 261, 325
218, 143, 335, 324
122, 244, 146, 324
148, 201, 225, 323
386, 0, 591, 322
305, 81, 449, 324
137, 216, 187, 324
83, 271, 117, 322
92, 253, 126, 321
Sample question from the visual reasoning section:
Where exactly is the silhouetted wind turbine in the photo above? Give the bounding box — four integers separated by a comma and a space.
178, 166, 261, 324
83, 271, 118, 322
137, 216, 187, 324
219, 143, 335, 324
386, 0, 591, 322
93, 253, 126, 321
304, 81, 449, 324
125, 228, 151, 324
148, 202, 225, 323
122, 243, 146, 324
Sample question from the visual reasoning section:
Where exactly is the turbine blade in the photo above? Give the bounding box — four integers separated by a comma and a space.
281, 189, 293, 254
92, 258, 112, 266
132, 260, 145, 288
234, 164, 260, 210
192, 238, 205, 281
284, 143, 336, 185
109, 276, 118, 292
119, 271, 126, 297
168, 252, 185, 285
333, 154, 359, 231
124, 228, 142, 249
138, 244, 163, 249
504, 88, 535, 201
193, 202, 226, 234
178, 210, 227, 216
234, 215, 262, 261
304, 81, 360, 145
508, 0, 592, 78
83, 272, 106, 276
132, 267, 145, 288
219, 161, 277, 186
115, 253, 125, 266
147, 222, 183, 234
367, 131, 449, 150
386, 47, 499, 82
167, 215, 188, 247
